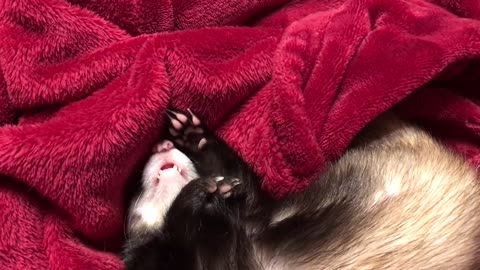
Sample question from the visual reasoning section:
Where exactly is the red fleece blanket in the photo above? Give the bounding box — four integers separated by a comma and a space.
1, 0, 479, 268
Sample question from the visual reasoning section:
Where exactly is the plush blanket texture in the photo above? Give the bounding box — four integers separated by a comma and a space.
0, 0, 479, 268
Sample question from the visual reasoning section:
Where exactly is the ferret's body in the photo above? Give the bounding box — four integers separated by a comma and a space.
123, 111, 480, 270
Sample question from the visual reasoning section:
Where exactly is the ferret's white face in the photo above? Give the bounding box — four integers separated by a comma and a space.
127, 140, 198, 234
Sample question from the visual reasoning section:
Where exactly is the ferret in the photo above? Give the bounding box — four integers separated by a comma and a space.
122, 109, 480, 270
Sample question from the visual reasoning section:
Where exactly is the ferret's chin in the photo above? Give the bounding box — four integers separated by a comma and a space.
127, 140, 199, 235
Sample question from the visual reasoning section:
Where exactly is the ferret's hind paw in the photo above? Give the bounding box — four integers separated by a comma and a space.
173, 176, 242, 215
212, 176, 241, 199
167, 108, 207, 151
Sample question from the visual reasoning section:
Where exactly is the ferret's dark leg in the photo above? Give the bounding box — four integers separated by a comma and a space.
165, 109, 250, 178
159, 175, 255, 270
166, 109, 266, 212
123, 235, 196, 270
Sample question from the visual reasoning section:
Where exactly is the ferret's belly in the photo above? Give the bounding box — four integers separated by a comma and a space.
257, 141, 480, 269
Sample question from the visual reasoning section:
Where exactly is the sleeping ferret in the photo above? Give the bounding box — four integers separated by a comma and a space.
122, 109, 480, 270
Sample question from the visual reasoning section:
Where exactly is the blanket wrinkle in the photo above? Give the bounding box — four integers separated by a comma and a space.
1, 0, 480, 269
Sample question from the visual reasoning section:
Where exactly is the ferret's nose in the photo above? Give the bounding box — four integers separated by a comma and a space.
152, 140, 174, 153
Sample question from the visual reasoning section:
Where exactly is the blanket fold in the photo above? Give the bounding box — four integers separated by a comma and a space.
0, 0, 479, 269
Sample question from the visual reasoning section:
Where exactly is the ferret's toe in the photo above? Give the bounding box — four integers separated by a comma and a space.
187, 108, 201, 126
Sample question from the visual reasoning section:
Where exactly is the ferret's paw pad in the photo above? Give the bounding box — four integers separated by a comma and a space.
212, 176, 241, 199
188, 176, 241, 200
167, 109, 207, 151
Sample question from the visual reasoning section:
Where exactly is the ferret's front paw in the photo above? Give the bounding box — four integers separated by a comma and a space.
166, 109, 208, 152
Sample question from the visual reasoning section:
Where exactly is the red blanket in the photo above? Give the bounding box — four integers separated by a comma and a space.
1, 0, 479, 268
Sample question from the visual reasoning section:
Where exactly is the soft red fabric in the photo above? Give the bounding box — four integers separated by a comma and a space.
0, 0, 479, 268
